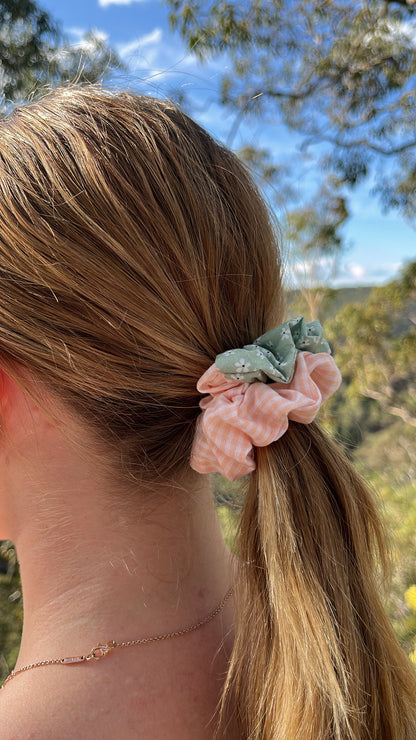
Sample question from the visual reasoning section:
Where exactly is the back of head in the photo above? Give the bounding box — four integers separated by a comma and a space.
0, 85, 282, 481
0, 85, 414, 739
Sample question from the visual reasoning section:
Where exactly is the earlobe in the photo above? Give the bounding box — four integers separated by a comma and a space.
0, 376, 10, 542
0, 366, 44, 542
0, 368, 47, 481
0, 367, 10, 440
0, 368, 17, 541
0, 368, 20, 435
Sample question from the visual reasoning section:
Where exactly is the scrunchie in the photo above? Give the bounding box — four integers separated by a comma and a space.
191, 318, 342, 481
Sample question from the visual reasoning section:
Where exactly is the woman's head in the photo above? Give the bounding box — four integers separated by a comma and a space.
0, 85, 283, 482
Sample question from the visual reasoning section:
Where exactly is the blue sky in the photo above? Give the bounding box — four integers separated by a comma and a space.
40, 0, 415, 287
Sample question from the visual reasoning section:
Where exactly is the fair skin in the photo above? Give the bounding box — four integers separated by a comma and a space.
0, 370, 237, 739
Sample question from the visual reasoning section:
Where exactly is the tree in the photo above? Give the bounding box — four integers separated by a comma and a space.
319, 263, 416, 658
167, 0, 416, 224
165, 0, 416, 288
0, 0, 122, 111
326, 260, 416, 426
285, 179, 348, 319
166, 0, 416, 303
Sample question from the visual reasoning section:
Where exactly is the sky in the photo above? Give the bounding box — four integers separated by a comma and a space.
39, 0, 415, 288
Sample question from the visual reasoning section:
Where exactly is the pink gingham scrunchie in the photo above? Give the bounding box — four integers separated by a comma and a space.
190, 318, 342, 481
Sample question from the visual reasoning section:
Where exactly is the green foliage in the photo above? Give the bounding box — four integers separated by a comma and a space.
217, 505, 239, 551
0, 0, 123, 111
405, 586, 416, 664
351, 421, 416, 655
283, 180, 349, 319
167, 0, 416, 222
0, 541, 22, 683
166, 0, 416, 315
326, 260, 416, 427
285, 285, 335, 324
322, 266, 416, 656
286, 180, 349, 257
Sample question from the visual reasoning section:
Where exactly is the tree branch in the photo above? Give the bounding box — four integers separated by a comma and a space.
302, 131, 416, 155
362, 387, 416, 426
262, 79, 322, 100
384, 0, 416, 8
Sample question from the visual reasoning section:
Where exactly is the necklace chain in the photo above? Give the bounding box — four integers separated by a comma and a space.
1, 587, 233, 690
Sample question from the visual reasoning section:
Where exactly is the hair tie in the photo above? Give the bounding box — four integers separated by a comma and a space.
191, 317, 342, 481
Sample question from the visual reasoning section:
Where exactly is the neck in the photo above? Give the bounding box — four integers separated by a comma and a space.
12, 475, 233, 669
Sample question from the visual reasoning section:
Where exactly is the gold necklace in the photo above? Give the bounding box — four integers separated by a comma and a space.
1, 587, 233, 690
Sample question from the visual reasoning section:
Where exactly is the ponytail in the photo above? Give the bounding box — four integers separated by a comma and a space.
224, 422, 416, 739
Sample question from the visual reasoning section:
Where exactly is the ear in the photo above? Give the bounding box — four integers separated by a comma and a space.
0, 367, 37, 441
0, 366, 58, 541
0, 367, 20, 540
0, 363, 62, 439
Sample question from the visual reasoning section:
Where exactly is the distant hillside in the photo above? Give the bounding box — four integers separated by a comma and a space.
324, 286, 373, 314
286, 285, 373, 323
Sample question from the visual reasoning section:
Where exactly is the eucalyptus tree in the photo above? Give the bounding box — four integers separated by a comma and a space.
167, 0, 416, 292
0, 0, 122, 111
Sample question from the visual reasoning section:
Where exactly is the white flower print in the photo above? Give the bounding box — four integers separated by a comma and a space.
234, 358, 251, 373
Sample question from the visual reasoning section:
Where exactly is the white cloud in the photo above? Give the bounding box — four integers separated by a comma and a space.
99, 0, 149, 6
348, 263, 365, 280
284, 255, 338, 291
113, 27, 229, 119
285, 257, 404, 289
90, 29, 109, 44
117, 29, 163, 59
68, 27, 87, 40
331, 261, 403, 287
290, 256, 335, 275
115, 26, 208, 85
51, 27, 110, 66
67, 26, 109, 47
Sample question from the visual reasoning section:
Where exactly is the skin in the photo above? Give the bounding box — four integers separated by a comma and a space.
0, 370, 237, 739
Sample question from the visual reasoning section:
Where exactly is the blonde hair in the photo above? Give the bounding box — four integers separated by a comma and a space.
0, 85, 414, 738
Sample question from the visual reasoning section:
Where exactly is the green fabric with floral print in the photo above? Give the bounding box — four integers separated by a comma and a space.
215, 316, 332, 383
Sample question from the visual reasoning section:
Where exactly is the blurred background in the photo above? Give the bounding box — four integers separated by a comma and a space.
0, 0, 415, 683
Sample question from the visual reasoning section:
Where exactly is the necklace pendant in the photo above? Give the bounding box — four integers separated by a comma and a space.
61, 655, 86, 664
86, 644, 112, 661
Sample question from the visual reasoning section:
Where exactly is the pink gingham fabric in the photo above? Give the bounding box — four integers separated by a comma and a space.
190, 351, 342, 481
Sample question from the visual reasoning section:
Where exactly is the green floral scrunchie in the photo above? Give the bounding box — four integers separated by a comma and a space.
215, 316, 332, 384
